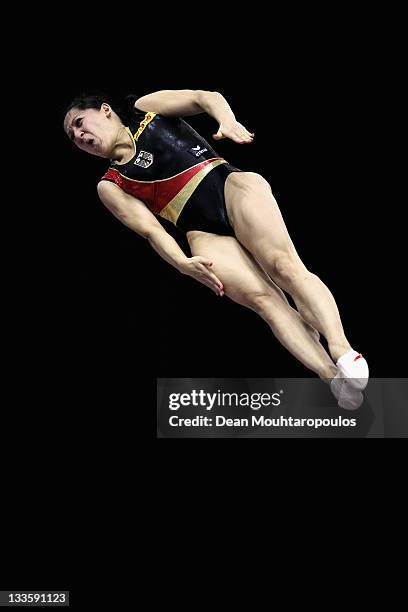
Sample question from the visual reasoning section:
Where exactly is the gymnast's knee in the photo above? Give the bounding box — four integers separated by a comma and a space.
264, 250, 308, 285
244, 290, 281, 319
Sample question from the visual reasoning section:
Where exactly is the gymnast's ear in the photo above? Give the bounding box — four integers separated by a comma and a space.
101, 102, 112, 116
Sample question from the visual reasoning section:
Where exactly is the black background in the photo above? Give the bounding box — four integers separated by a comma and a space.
4, 24, 403, 432
47, 42, 402, 386
1, 11, 405, 594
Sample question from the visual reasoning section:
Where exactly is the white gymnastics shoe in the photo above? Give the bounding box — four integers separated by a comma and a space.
331, 372, 364, 410
336, 349, 369, 392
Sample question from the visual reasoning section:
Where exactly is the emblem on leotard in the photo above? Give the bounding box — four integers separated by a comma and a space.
190, 144, 208, 157
134, 150, 154, 168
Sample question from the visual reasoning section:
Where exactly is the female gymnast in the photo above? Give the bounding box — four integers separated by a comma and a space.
63, 89, 369, 409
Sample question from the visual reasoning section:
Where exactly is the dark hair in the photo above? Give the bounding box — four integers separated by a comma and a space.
64, 92, 139, 125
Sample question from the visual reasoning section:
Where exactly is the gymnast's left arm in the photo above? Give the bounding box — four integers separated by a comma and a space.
135, 90, 255, 144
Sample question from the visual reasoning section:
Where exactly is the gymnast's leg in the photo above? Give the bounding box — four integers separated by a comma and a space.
223, 173, 368, 384
186, 230, 338, 381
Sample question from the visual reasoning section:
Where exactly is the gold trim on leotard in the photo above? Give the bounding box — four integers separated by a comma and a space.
133, 111, 156, 141
159, 159, 227, 224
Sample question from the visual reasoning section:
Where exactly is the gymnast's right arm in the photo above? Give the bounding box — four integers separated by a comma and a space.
97, 181, 224, 296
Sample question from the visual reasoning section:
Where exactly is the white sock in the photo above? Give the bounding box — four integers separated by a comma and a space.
331, 372, 364, 410
336, 349, 369, 391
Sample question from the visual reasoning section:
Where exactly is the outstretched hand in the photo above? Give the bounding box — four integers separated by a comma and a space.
181, 256, 224, 296
213, 120, 254, 144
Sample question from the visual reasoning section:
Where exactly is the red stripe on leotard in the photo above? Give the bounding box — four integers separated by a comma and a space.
101, 158, 224, 214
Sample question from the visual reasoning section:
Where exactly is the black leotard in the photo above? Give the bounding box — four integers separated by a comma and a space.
100, 107, 241, 235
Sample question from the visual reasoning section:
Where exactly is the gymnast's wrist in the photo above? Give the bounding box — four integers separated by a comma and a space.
176, 256, 190, 274
215, 110, 234, 129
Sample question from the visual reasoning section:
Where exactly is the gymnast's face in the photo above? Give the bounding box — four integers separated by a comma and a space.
64, 103, 119, 158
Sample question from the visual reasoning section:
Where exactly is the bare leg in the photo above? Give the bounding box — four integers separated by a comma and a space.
187, 230, 337, 380
225, 172, 352, 362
